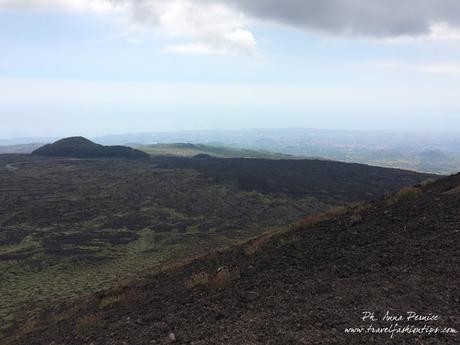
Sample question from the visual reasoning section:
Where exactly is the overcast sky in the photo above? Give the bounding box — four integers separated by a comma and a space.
1, 0, 460, 138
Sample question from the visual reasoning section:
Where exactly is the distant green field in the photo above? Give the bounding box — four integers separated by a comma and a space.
135, 143, 297, 159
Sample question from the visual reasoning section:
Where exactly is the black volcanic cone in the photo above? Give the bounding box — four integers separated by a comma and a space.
32, 136, 149, 159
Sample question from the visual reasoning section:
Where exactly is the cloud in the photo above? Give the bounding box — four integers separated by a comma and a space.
0, 0, 256, 55
127, 0, 256, 55
428, 22, 460, 40
163, 28, 256, 56
2, 0, 460, 56
0, 0, 114, 13
226, 0, 460, 39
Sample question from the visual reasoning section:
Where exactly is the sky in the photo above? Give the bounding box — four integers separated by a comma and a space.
0, 0, 460, 138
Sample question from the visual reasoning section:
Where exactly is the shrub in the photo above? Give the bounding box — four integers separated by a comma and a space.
98, 294, 120, 309
211, 268, 239, 289
244, 233, 274, 255
297, 214, 325, 227
185, 268, 239, 289
13, 318, 39, 338
278, 233, 300, 247
185, 272, 210, 289
118, 288, 142, 306
350, 201, 371, 213
244, 206, 349, 257
421, 178, 436, 187
325, 206, 347, 219
395, 186, 423, 200
75, 314, 104, 335
385, 186, 423, 205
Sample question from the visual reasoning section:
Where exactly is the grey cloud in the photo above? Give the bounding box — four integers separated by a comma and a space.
3, 0, 459, 44
223, 0, 460, 37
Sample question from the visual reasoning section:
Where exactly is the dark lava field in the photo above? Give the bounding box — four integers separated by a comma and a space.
0, 154, 436, 338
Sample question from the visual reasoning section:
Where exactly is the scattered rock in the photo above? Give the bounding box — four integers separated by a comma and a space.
168, 332, 176, 342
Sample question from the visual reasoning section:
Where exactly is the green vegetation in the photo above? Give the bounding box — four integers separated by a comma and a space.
385, 186, 423, 205
135, 143, 296, 159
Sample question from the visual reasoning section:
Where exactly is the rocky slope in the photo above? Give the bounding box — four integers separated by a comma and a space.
8, 173, 459, 344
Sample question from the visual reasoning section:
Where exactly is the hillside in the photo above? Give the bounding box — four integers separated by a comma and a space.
156, 156, 437, 202
93, 129, 460, 174
0, 155, 435, 336
135, 143, 297, 159
32, 137, 149, 159
9, 172, 459, 345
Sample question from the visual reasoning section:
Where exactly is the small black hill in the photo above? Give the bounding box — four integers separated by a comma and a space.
31, 137, 149, 159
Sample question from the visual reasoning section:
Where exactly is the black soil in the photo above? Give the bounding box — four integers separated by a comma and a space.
10, 173, 459, 345
157, 156, 438, 202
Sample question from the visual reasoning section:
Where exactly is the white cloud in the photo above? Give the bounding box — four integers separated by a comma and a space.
163, 28, 256, 55
0, 0, 256, 56
428, 22, 460, 41
131, 0, 256, 55
0, 0, 115, 13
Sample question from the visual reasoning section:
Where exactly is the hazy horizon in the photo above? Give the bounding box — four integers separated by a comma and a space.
2, 126, 460, 175
2, 126, 460, 144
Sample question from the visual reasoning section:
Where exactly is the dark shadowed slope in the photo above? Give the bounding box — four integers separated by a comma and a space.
32, 137, 149, 159
156, 156, 438, 203
9, 173, 459, 345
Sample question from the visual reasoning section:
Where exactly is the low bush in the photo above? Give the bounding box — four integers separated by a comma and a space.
297, 214, 325, 227
244, 232, 275, 255
185, 272, 210, 289
325, 206, 347, 219
75, 314, 104, 335
98, 294, 120, 309
385, 186, 423, 205
421, 178, 436, 187
12, 318, 39, 339
211, 268, 239, 289
185, 268, 239, 289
